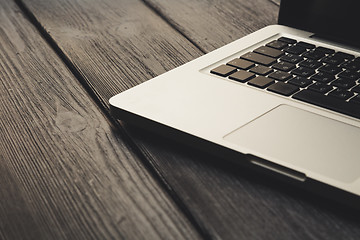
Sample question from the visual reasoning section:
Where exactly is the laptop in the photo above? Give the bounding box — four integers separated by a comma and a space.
110, 0, 360, 207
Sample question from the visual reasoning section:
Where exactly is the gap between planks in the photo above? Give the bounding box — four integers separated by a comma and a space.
268, 0, 280, 6
141, 0, 207, 54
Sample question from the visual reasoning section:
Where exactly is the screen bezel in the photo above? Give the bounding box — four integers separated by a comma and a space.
278, 0, 360, 48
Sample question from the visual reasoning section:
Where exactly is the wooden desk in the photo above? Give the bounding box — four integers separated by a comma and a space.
1, 0, 359, 239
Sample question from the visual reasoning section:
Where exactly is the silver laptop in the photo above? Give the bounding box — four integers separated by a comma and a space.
110, 0, 360, 206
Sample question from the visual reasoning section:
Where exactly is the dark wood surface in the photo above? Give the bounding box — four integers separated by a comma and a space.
2, 0, 360, 239
0, 1, 200, 239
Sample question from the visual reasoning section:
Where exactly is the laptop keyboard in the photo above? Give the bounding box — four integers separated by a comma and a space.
210, 37, 360, 119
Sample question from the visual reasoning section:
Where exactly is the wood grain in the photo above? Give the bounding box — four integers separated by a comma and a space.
0, 1, 201, 239
143, 0, 279, 52
18, 0, 360, 239
19, 0, 204, 104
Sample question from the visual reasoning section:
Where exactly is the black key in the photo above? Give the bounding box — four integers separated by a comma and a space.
297, 41, 316, 49
291, 66, 315, 77
248, 76, 274, 89
341, 60, 360, 71
350, 95, 360, 104
299, 59, 322, 69
280, 54, 303, 64
318, 64, 342, 75
308, 82, 333, 93
293, 90, 360, 119
328, 88, 354, 100
249, 65, 273, 75
335, 52, 354, 60
254, 46, 284, 58
210, 65, 237, 77
278, 37, 297, 44
268, 71, 292, 81
302, 50, 326, 60
266, 40, 288, 50
316, 47, 335, 54
229, 70, 255, 83
288, 76, 312, 88
332, 78, 356, 89
272, 61, 295, 71
351, 85, 360, 93
338, 70, 360, 81
241, 52, 276, 66
311, 72, 335, 83
227, 58, 255, 70
322, 55, 345, 65
267, 82, 299, 96
284, 45, 307, 55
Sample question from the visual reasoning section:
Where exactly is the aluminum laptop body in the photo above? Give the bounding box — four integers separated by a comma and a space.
110, 0, 360, 207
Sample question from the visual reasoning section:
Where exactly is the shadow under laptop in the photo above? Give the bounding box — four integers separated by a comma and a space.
111, 121, 360, 238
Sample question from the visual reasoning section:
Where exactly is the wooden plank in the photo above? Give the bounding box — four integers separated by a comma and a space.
0, 1, 201, 239
18, 0, 360, 239
143, 0, 279, 52
18, 0, 204, 104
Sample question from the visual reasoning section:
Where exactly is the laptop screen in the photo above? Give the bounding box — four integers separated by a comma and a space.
278, 0, 360, 48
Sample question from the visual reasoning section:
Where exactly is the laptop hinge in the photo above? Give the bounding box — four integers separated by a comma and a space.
310, 34, 360, 51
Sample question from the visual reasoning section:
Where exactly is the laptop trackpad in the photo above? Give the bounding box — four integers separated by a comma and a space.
224, 105, 360, 183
